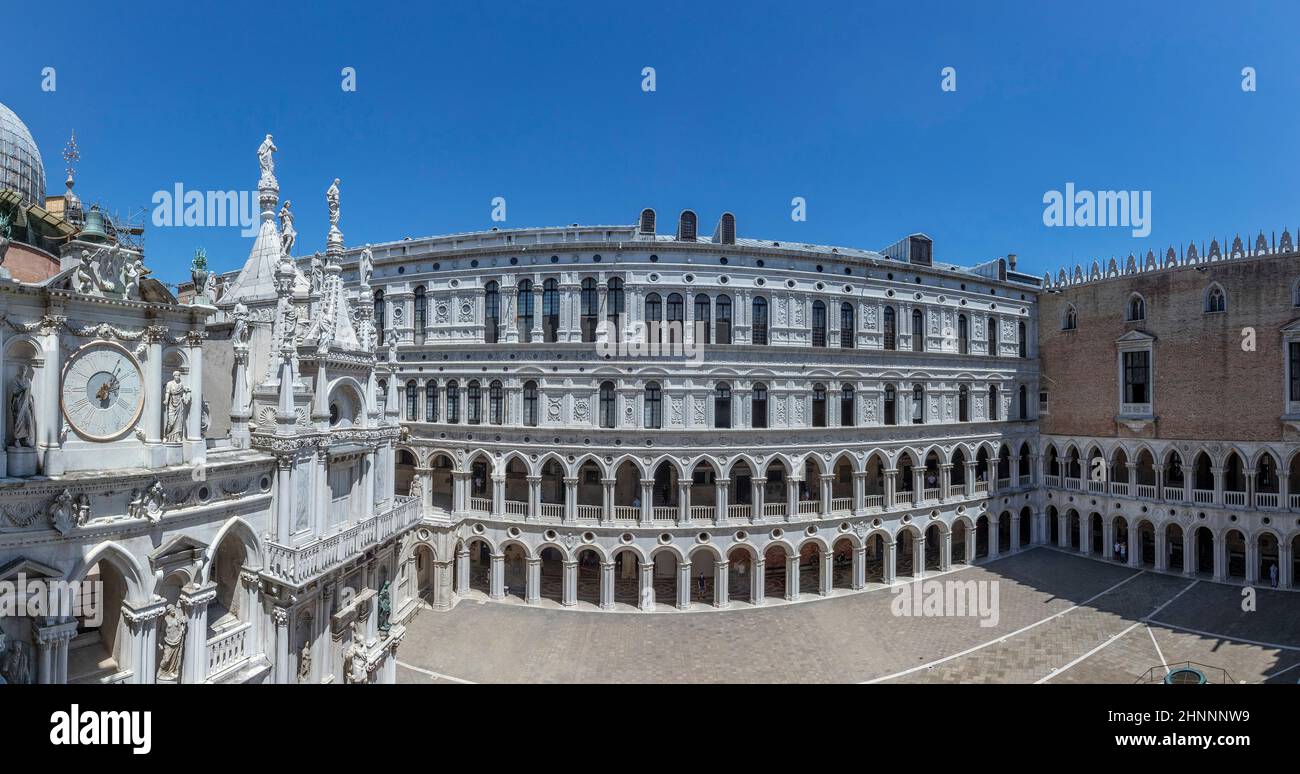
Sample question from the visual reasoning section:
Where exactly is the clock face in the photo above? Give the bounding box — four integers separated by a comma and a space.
61, 343, 145, 442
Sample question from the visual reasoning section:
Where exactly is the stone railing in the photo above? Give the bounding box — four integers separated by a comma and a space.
265, 496, 421, 585
207, 622, 251, 679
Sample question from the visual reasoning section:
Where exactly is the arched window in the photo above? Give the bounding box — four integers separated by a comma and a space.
405, 380, 418, 421
1018, 384, 1028, 419
911, 309, 924, 352
752, 297, 768, 345
606, 277, 625, 340
714, 382, 732, 428
840, 384, 855, 426
716, 294, 732, 344
645, 293, 662, 344
1062, 305, 1077, 331
958, 314, 969, 354
912, 385, 924, 424
959, 384, 969, 422
484, 281, 500, 343
467, 380, 482, 424
413, 286, 427, 344
752, 383, 768, 428
1126, 293, 1145, 322
523, 380, 538, 427
599, 381, 616, 428
644, 382, 662, 428
517, 279, 534, 342
987, 316, 998, 355
666, 293, 684, 345
840, 303, 855, 348
883, 306, 896, 350
812, 301, 827, 347
1205, 284, 1226, 313
883, 385, 897, 425
489, 380, 504, 424
580, 278, 598, 342
988, 385, 999, 420
446, 380, 460, 423
374, 290, 386, 347
542, 278, 560, 342
812, 383, 827, 427
694, 293, 711, 345
1017, 320, 1027, 358
425, 380, 438, 423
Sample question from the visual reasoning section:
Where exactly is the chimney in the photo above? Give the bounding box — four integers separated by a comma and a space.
1007, 253, 1018, 271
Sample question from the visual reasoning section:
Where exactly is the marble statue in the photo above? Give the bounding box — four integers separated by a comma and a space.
163, 371, 191, 442
72, 246, 118, 296
326, 178, 341, 228
282, 304, 299, 349
10, 365, 35, 447
49, 488, 75, 536
343, 621, 367, 684
231, 302, 250, 346
297, 641, 312, 684
407, 472, 424, 501
279, 200, 296, 257
0, 210, 11, 269
309, 252, 323, 294
257, 134, 277, 180
200, 400, 211, 436
142, 480, 166, 523
377, 581, 392, 632
202, 271, 217, 305
358, 245, 373, 286
158, 604, 186, 681
0, 638, 29, 684
121, 256, 144, 301
75, 493, 92, 526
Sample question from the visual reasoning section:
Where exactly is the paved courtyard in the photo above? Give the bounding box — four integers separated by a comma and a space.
397, 547, 1300, 684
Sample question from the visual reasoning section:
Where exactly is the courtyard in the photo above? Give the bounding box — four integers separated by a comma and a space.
396, 547, 1300, 683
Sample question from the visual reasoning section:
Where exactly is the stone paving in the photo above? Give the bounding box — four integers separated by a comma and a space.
397, 547, 1300, 683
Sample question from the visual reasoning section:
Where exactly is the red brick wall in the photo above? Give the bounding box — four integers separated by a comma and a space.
1038, 252, 1300, 442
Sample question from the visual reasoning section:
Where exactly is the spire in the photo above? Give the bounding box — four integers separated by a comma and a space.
222, 134, 287, 304
62, 131, 82, 220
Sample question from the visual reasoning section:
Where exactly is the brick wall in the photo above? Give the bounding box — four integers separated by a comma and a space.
1038, 251, 1300, 441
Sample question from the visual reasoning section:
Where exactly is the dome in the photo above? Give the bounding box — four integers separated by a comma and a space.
0, 101, 47, 206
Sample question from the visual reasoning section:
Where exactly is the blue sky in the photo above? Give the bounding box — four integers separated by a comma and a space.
5, 0, 1296, 286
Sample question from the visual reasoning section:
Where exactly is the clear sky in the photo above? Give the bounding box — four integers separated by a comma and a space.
5, 0, 1297, 287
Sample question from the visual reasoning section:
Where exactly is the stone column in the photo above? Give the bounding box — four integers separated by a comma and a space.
600, 478, 615, 525
852, 471, 866, 513
1154, 527, 1168, 571
491, 474, 506, 517
179, 583, 216, 684
599, 561, 615, 610
489, 553, 505, 599
123, 599, 166, 684
639, 479, 653, 525
1183, 529, 1196, 577
270, 606, 290, 684
751, 478, 766, 521
785, 477, 799, 521
563, 477, 578, 523
35, 620, 77, 684
677, 480, 691, 525
638, 560, 656, 610
715, 480, 729, 525
820, 472, 835, 517
1211, 466, 1225, 507
964, 528, 975, 566
884, 468, 897, 506
1245, 540, 1259, 585
526, 475, 541, 521
1279, 542, 1293, 589
562, 560, 578, 606
455, 544, 469, 595
965, 461, 977, 498
184, 331, 205, 463
852, 546, 867, 588
750, 557, 766, 604
941, 531, 952, 571
1010, 514, 1021, 552
785, 553, 800, 600
882, 540, 897, 583
525, 557, 541, 604
820, 550, 834, 595
938, 464, 952, 502
988, 515, 1001, 560
676, 560, 692, 610
914, 536, 927, 579
1102, 518, 1114, 561
1129, 525, 1141, 568
715, 560, 729, 608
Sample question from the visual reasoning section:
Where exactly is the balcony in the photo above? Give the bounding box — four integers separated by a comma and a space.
947, 484, 965, 499
264, 496, 422, 586
1223, 491, 1246, 507
207, 622, 251, 681
1135, 484, 1157, 499
1193, 489, 1213, 504
1110, 482, 1130, 497
1163, 486, 1183, 501
612, 505, 638, 522
575, 504, 602, 522
797, 499, 820, 515
469, 497, 491, 514
1256, 492, 1280, 509
831, 497, 853, 513
728, 504, 752, 520
863, 494, 885, 509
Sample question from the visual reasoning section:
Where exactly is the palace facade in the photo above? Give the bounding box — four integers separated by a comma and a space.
0, 96, 1296, 685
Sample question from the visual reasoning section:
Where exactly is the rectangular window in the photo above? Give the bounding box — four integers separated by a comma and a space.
1123, 351, 1149, 404
1038, 390, 1049, 415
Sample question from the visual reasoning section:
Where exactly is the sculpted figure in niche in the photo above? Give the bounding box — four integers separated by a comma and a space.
343, 621, 367, 684
157, 604, 186, 681
10, 365, 36, 447
163, 371, 191, 442
297, 641, 312, 684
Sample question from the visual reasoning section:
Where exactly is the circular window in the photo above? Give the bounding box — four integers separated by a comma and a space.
329, 403, 340, 425
770, 528, 784, 539
697, 532, 711, 543
621, 532, 634, 543
805, 526, 817, 536
735, 531, 748, 541
473, 523, 486, 535
260, 476, 272, 492
649, 254, 659, 262
544, 529, 558, 541
659, 533, 672, 544
198, 486, 211, 503
507, 527, 521, 538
